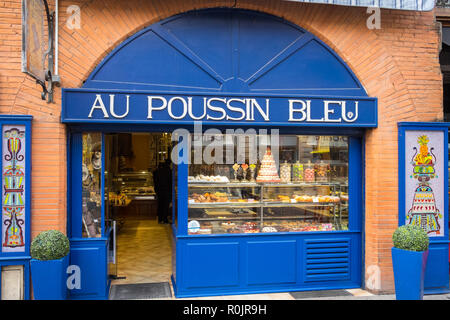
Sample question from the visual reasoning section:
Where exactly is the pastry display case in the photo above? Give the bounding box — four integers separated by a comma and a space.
107, 171, 158, 220
188, 183, 261, 234
109, 171, 156, 205
262, 183, 347, 232
187, 182, 347, 234
186, 134, 349, 235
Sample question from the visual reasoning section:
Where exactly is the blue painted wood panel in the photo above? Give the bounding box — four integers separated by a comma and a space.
82, 9, 368, 97
424, 242, 450, 293
247, 240, 297, 285
184, 242, 240, 288
68, 239, 109, 300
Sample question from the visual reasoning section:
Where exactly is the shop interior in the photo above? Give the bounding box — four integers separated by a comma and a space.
81, 132, 173, 285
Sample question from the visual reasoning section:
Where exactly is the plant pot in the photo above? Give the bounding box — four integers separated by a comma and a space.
30, 255, 69, 300
391, 247, 429, 300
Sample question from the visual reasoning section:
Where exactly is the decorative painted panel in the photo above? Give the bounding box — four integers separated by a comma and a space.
2, 126, 26, 252
405, 131, 445, 237
399, 123, 449, 294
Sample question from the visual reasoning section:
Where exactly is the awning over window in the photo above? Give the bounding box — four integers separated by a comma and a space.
285, 0, 434, 11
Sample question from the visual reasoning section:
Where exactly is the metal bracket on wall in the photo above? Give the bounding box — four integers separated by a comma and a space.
37, 0, 60, 103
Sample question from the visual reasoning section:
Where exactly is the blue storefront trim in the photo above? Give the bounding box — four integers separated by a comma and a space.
61, 88, 378, 128
63, 9, 371, 299
398, 122, 450, 294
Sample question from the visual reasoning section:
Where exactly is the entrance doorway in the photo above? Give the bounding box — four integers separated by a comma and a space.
104, 132, 173, 289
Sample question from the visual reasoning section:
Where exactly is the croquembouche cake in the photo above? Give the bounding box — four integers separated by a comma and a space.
256, 147, 281, 183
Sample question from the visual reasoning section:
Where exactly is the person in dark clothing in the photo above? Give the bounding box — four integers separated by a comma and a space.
153, 159, 172, 224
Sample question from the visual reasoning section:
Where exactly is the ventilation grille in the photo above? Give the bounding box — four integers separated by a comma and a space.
304, 239, 351, 282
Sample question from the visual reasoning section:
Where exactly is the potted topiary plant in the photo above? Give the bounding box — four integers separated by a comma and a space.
391, 224, 429, 300
30, 230, 70, 300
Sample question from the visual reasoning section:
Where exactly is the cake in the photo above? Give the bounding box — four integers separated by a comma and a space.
256, 148, 281, 183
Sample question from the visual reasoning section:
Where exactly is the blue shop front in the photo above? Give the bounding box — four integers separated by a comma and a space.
62, 9, 378, 299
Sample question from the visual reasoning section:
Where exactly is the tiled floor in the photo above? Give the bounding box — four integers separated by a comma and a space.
111, 218, 173, 286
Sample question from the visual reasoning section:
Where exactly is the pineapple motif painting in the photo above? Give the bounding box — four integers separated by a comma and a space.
407, 134, 441, 235
412, 135, 436, 181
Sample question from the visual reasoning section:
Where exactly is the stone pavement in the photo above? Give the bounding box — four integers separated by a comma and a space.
172, 289, 450, 300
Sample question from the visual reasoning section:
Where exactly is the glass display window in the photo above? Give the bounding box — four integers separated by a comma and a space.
187, 134, 349, 234
188, 183, 261, 235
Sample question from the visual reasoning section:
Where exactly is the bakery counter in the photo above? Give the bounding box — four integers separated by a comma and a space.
115, 197, 158, 219
128, 194, 156, 200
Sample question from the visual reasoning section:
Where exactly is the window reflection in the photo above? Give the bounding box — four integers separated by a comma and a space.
82, 133, 102, 238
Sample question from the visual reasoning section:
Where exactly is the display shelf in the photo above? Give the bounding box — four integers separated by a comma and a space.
189, 216, 260, 221
262, 201, 339, 207
188, 202, 261, 208
188, 182, 259, 188
262, 215, 315, 220
189, 182, 346, 188
261, 182, 343, 187
188, 201, 340, 208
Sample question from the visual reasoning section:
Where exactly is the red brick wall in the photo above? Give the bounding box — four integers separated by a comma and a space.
0, 0, 443, 293
0, 0, 67, 237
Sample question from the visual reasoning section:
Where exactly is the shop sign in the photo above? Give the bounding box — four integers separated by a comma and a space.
62, 89, 377, 127
21, 0, 46, 83
404, 130, 445, 237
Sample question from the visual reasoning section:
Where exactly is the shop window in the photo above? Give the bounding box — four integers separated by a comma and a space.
187, 135, 349, 234
82, 133, 102, 238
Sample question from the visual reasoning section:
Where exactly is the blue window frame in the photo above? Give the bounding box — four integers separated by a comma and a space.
398, 122, 450, 294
